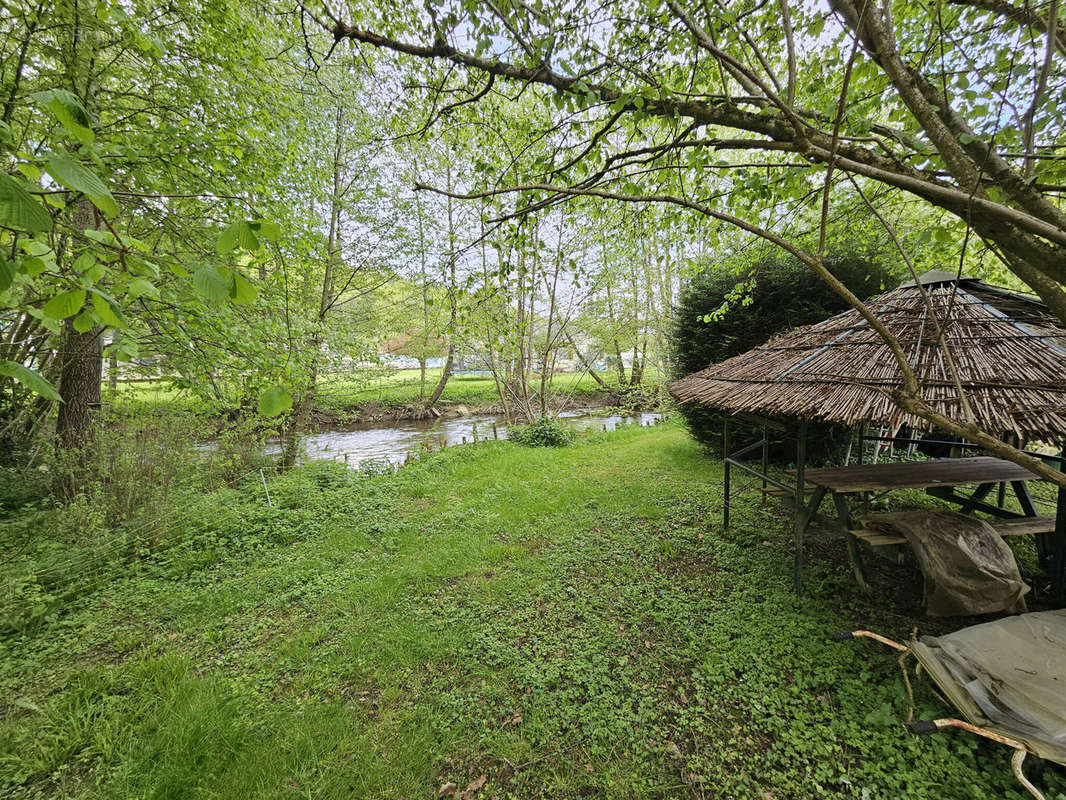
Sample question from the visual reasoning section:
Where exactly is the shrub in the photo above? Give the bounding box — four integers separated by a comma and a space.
668, 249, 899, 464
509, 416, 576, 447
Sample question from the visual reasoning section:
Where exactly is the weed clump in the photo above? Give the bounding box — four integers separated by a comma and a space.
508, 416, 575, 447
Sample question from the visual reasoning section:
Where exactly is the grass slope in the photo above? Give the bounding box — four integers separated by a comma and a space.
2, 423, 1062, 799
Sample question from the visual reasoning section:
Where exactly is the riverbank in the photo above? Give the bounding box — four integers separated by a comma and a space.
107, 368, 665, 427
1, 423, 1051, 799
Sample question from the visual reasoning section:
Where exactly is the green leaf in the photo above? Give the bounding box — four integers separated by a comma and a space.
16, 162, 42, 181
85, 261, 106, 282
44, 155, 119, 216
256, 220, 281, 242
11, 696, 42, 714
0, 258, 14, 292
194, 264, 232, 302
257, 386, 292, 417
237, 220, 260, 251
127, 277, 158, 298
32, 90, 94, 145
42, 288, 86, 319
230, 272, 258, 304
21, 256, 46, 276
91, 290, 126, 327
114, 339, 139, 362
0, 173, 52, 233
0, 360, 61, 401
83, 229, 115, 244
73, 253, 95, 273
216, 221, 240, 254
72, 309, 94, 333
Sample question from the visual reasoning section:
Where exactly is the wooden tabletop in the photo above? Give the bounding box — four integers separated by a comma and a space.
795, 456, 1041, 493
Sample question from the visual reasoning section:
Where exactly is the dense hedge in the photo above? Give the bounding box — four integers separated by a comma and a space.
668, 251, 898, 464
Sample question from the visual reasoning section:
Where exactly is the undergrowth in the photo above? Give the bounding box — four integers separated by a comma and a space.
508, 416, 576, 447
1, 423, 1062, 799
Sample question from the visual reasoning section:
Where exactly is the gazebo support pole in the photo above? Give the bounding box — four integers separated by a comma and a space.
857, 424, 865, 465
793, 420, 808, 593
723, 417, 731, 530
1052, 486, 1066, 606
1053, 448, 1066, 606
761, 425, 768, 498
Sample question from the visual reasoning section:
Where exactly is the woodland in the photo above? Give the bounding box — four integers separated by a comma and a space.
2, 0, 1066, 798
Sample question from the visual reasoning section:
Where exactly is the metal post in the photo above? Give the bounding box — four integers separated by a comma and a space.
1052, 448, 1066, 606
1053, 485, 1066, 606
761, 425, 768, 494
259, 468, 272, 506
723, 417, 731, 530
793, 420, 808, 593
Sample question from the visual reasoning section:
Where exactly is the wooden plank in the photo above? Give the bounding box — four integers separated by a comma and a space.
848, 515, 1055, 545
926, 487, 1028, 519
849, 529, 905, 546
792, 456, 1040, 493
990, 516, 1056, 536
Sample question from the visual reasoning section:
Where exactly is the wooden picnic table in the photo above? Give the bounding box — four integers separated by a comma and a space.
791, 456, 1064, 595
799, 456, 1037, 493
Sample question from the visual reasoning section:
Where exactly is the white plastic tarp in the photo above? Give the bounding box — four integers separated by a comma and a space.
912, 610, 1066, 764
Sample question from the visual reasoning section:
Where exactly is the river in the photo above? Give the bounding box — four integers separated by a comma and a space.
264, 409, 664, 469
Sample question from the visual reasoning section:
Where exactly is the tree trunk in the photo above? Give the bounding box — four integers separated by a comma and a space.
605, 281, 627, 385
427, 162, 459, 409
56, 323, 102, 450
107, 348, 118, 390
54, 196, 103, 497
426, 347, 454, 407
630, 339, 646, 386
282, 104, 345, 469
561, 327, 609, 389
54, 320, 103, 498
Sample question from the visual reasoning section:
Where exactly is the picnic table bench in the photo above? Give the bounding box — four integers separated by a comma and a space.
789, 457, 1064, 594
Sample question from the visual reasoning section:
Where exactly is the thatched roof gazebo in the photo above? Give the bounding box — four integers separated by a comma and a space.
669, 270, 1066, 443
669, 270, 1066, 599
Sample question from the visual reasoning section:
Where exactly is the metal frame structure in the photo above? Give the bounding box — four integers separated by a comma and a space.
722, 414, 808, 591
721, 414, 1066, 602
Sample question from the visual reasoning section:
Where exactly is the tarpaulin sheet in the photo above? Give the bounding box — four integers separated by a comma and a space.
911, 610, 1066, 764
857, 510, 1029, 616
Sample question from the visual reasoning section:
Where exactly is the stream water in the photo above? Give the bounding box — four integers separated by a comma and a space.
264, 409, 663, 469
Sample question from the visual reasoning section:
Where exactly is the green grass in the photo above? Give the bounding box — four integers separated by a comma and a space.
102, 380, 202, 415
2, 423, 1062, 799
314, 368, 628, 411
104, 368, 637, 418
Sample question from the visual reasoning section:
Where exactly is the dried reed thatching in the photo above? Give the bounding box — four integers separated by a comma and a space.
669, 272, 1066, 443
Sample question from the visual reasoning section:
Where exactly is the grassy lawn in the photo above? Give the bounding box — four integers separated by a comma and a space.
314, 368, 633, 411
104, 369, 633, 417
2, 423, 1061, 799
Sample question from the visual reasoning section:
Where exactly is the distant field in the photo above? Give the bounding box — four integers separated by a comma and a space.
105, 368, 660, 415
315, 369, 619, 410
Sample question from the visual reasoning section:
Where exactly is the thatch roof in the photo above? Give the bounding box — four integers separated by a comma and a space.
669, 271, 1066, 442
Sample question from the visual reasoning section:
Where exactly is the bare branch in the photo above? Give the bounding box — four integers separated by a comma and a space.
1022, 0, 1059, 176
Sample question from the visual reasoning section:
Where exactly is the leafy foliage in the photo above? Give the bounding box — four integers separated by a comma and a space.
668, 250, 899, 461
508, 415, 576, 447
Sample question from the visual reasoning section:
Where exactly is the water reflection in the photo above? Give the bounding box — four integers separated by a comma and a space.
264, 409, 663, 468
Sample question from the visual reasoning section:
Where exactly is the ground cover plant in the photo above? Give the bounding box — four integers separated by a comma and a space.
2, 422, 1061, 799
